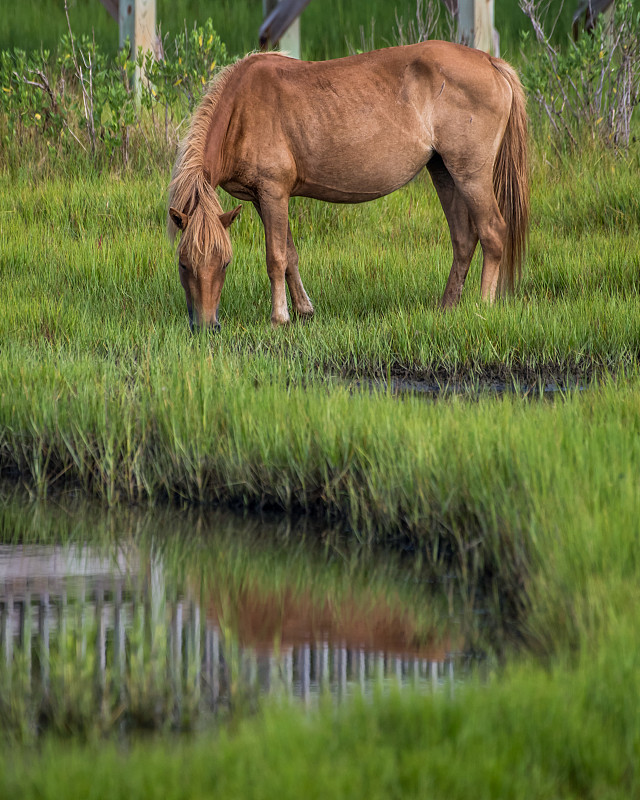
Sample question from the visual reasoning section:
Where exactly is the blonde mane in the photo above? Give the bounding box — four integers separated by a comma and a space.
167, 57, 246, 272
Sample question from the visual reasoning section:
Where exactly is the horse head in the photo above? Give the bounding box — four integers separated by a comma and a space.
169, 203, 242, 332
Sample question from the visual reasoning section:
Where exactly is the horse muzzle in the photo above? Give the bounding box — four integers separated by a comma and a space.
188, 308, 221, 334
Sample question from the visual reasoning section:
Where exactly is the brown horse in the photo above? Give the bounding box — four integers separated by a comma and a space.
168, 41, 529, 330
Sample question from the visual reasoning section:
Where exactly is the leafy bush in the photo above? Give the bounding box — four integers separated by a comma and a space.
0, 15, 231, 168
520, 0, 640, 151
142, 18, 229, 117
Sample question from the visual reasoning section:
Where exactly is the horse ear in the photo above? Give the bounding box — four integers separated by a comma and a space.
169, 207, 189, 231
219, 205, 242, 229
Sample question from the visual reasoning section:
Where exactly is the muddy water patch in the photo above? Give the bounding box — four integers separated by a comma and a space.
0, 496, 496, 739
350, 376, 588, 399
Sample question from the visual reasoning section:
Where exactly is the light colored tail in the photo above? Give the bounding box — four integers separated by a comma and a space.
491, 57, 530, 296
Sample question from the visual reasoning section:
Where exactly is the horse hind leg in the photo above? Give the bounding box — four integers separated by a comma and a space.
451, 169, 507, 304
427, 154, 478, 309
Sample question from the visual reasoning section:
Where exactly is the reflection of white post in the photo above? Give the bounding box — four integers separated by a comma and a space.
150, 551, 166, 675
376, 652, 385, 685
39, 592, 51, 688
58, 590, 67, 677
284, 648, 294, 694
2, 594, 14, 667
114, 584, 125, 683
80, 586, 87, 661
23, 593, 32, 683
95, 586, 106, 688
458, 0, 499, 56
317, 642, 329, 690
190, 603, 201, 702
245, 650, 258, 687
337, 646, 347, 698
300, 645, 310, 703
430, 660, 439, 691
131, 595, 145, 697
357, 649, 366, 692
172, 602, 183, 699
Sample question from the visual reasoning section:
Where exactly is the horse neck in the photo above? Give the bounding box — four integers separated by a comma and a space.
202, 77, 238, 188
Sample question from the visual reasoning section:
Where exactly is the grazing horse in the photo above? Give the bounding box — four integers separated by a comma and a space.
168, 41, 529, 330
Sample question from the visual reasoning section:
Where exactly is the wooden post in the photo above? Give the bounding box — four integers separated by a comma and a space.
98, 0, 156, 91
458, 0, 499, 56
118, 0, 156, 55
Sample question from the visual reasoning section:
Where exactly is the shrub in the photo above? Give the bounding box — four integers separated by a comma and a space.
520, 0, 640, 152
0, 13, 232, 169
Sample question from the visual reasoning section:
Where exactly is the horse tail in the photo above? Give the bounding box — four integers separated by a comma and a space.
490, 57, 530, 296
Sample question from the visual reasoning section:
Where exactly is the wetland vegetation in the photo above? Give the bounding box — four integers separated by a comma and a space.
1, 0, 640, 796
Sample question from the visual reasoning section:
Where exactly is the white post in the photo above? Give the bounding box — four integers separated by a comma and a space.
119, 0, 156, 92
263, 0, 301, 59
280, 15, 300, 59
458, 0, 499, 56
119, 0, 156, 54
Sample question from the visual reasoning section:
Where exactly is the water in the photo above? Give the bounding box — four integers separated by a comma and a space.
354, 376, 587, 399
0, 495, 490, 738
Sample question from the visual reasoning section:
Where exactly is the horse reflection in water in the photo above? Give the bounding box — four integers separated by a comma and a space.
168, 41, 529, 331
0, 544, 465, 733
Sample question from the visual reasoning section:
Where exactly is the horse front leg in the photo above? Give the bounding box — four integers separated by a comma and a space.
254, 198, 314, 321
258, 194, 292, 326
285, 224, 314, 319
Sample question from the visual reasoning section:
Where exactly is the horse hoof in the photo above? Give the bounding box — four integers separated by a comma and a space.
294, 306, 315, 320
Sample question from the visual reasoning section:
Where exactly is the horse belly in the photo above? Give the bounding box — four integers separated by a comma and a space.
293, 137, 430, 203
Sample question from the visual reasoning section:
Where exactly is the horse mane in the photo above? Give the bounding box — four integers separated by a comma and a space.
167, 56, 247, 272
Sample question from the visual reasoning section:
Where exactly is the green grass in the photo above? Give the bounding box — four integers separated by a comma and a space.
2, 148, 639, 378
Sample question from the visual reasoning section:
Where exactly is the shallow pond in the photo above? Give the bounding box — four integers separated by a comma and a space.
0, 491, 495, 739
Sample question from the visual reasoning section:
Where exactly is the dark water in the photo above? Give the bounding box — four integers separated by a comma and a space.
0, 496, 489, 738
355, 376, 587, 399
